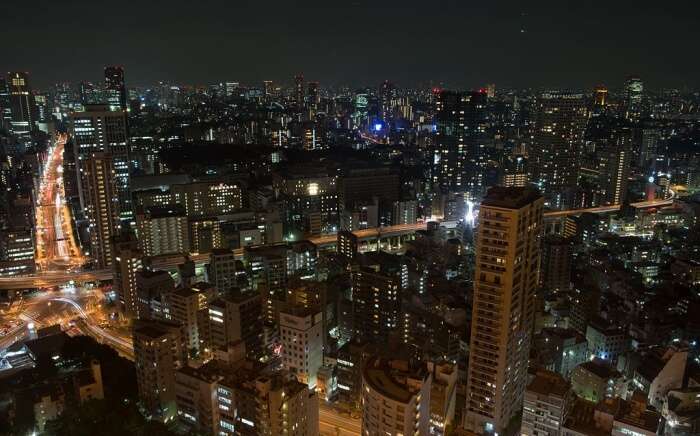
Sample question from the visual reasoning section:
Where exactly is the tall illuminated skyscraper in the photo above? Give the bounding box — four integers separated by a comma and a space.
104, 66, 127, 110
465, 186, 544, 435
530, 91, 587, 206
70, 104, 131, 221
6, 72, 36, 135
433, 90, 488, 194
81, 152, 121, 268
624, 75, 644, 121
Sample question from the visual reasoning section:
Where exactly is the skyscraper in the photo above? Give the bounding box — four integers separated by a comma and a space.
465, 186, 544, 435
433, 90, 488, 194
6, 72, 36, 135
294, 74, 304, 108
624, 75, 644, 121
530, 91, 587, 206
112, 233, 143, 318
81, 153, 121, 268
104, 66, 127, 110
70, 104, 131, 221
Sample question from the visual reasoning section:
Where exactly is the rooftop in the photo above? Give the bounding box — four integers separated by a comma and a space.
481, 186, 542, 209
527, 370, 570, 398
362, 356, 428, 404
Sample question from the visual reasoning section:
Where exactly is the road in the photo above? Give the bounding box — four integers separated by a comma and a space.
319, 404, 361, 436
34, 134, 84, 270
0, 286, 133, 360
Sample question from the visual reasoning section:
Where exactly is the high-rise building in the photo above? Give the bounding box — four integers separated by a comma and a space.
361, 356, 431, 435
279, 307, 323, 387
350, 253, 405, 342
133, 319, 187, 421
593, 84, 608, 108
540, 235, 574, 293
465, 186, 544, 435
294, 74, 305, 108
208, 248, 239, 295
70, 104, 131, 221
135, 269, 175, 320
307, 81, 319, 108
0, 227, 36, 276
624, 75, 644, 121
135, 205, 190, 256
164, 284, 215, 354
207, 292, 264, 361
112, 233, 143, 318
81, 153, 121, 268
433, 90, 488, 194
337, 230, 358, 260
530, 92, 587, 204
6, 72, 36, 135
233, 369, 319, 436
520, 370, 571, 436
104, 66, 127, 110
379, 80, 396, 121
245, 244, 289, 325
0, 77, 12, 129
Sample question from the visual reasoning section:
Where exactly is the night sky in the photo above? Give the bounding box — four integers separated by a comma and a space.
3, 1, 699, 90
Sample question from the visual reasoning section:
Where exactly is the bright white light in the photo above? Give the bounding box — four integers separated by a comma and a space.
307, 182, 319, 196
465, 200, 476, 227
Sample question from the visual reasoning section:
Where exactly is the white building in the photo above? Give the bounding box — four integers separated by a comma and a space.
280, 307, 323, 388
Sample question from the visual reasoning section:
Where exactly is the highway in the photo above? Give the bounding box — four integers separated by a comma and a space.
34, 134, 84, 270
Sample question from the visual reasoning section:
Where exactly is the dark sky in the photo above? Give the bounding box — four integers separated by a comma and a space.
3, 1, 699, 90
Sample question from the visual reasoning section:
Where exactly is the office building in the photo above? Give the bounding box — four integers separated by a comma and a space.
104, 66, 127, 110
624, 75, 644, 121
6, 72, 36, 135
464, 186, 544, 435
81, 153, 121, 268
0, 227, 35, 276
70, 104, 131, 221
361, 356, 431, 436
521, 370, 571, 436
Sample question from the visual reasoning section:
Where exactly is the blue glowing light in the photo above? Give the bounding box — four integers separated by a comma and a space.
374, 123, 383, 132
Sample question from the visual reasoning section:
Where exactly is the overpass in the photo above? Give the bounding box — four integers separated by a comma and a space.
0, 198, 674, 290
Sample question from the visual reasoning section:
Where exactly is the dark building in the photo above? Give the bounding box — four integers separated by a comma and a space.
540, 235, 574, 293
6, 72, 36, 135
104, 66, 127, 110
